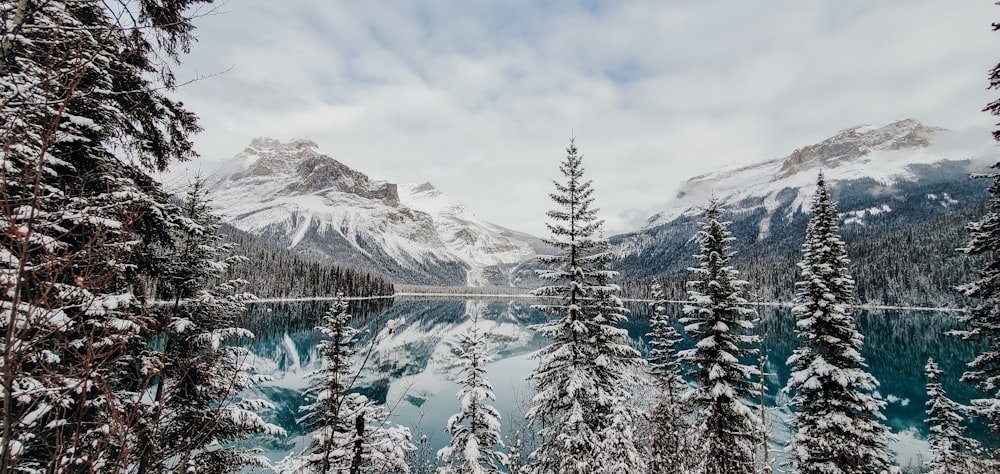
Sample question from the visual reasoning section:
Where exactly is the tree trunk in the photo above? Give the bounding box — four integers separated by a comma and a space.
0, 0, 31, 76
351, 413, 364, 474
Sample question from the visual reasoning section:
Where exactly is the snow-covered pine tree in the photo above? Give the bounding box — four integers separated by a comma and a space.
340, 393, 415, 474
437, 316, 506, 474
1, 1, 207, 471
985, 8, 1000, 143
299, 293, 366, 474
679, 198, 761, 474
593, 400, 644, 474
526, 138, 644, 474
299, 295, 359, 473
647, 278, 693, 474
956, 14, 1000, 439
589, 265, 647, 474
924, 358, 989, 474
291, 295, 414, 474
140, 179, 283, 472
784, 173, 896, 474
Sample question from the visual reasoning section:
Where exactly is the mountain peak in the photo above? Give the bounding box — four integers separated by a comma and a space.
287, 138, 319, 150
226, 138, 399, 203
235, 137, 343, 177
246, 136, 280, 150
243, 137, 319, 156
241, 137, 320, 162
639, 119, 991, 232
413, 182, 436, 193
778, 119, 939, 178
206, 140, 539, 286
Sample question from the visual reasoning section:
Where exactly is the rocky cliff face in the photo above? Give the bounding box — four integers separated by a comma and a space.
229, 137, 400, 202
206, 138, 539, 286
777, 119, 938, 178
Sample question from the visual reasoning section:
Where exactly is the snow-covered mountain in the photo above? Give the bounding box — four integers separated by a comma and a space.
641, 119, 995, 238
206, 138, 540, 286
610, 119, 999, 306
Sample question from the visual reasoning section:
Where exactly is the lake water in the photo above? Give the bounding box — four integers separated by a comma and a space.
238, 297, 985, 471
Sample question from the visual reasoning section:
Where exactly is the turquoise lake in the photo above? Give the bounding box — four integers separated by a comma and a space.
237, 297, 986, 471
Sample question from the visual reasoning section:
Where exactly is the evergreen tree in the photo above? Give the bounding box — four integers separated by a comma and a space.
985, 9, 1000, 143
437, 316, 506, 474
784, 173, 896, 474
957, 11, 1000, 438
140, 179, 283, 472
290, 295, 414, 473
955, 163, 1000, 435
647, 278, 693, 474
339, 394, 414, 474
679, 198, 761, 474
924, 358, 988, 474
525, 139, 644, 474
300, 295, 359, 473
593, 402, 644, 473
1, 1, 208, 470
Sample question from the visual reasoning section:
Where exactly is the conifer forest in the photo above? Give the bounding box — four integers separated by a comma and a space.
3, 1, 1000, 473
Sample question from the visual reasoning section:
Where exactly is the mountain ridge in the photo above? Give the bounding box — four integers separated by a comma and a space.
640, 119, 994, 236
206, 138, 541, 286
609, 119, 997, 307
205, 119, 996, 303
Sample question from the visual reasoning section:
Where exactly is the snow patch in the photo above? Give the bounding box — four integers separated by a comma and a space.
840, 204, 891, 226
926, 192, 959, 207
885, 393, 910, 407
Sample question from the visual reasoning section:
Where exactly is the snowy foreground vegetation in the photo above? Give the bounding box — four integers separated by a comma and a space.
3, 1, 1000, 473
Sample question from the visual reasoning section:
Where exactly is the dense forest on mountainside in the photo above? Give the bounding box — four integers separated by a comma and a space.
616, 171, 990, 308
220, 224, 395, 298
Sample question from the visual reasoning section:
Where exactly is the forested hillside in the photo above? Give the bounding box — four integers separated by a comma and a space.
615, 164, 990, 308
220, 224, 395, 298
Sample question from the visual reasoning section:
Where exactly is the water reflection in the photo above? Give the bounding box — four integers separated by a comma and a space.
239, 297, 984, 468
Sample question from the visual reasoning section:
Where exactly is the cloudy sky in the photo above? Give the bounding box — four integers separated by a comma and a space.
168, 0, 998, 236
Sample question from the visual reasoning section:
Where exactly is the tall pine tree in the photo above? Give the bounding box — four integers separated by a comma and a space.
525, 138, 644, 474
784, 173, 895, 474
956, 7, 1000, 440
1, 1, 208, 470
140, 179, 283, 472
299, 295, 359, 473
679, 198, 760, 474
957, 157, 1000, 439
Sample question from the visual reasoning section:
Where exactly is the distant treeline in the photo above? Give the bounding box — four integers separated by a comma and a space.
220, 224, 395, 298
395, 284, 534, 296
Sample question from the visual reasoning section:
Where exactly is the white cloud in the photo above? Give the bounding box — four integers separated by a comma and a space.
169, 0, 999, 236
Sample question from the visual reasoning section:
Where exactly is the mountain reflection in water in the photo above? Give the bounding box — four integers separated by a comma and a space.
238, 297, 983, 470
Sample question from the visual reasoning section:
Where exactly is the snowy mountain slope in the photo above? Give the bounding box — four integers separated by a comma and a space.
641, 119, 995, 237
397, 182, 543, 285
207, 138, 538, 286
610, 119, 999, 306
